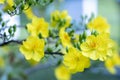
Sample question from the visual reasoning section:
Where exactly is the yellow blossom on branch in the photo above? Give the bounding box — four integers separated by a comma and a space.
3, 0, 14, 11
51, 10, 71, 28
7, 0, 14, 7
0, 57, 4, 68
105, 53, 120, 74
81, 33, 114, 61
19, 36, 45, 62
24, 7, 36, 20
0, 0, 5, 4
87, 16, 110, 33
27, 17, 49, 38
59, 27, 72, 48
55, 64, 71, 80
63, 47, 90, 73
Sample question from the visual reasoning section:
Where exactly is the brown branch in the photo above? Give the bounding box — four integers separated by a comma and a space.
0, 40, 23, 46
0, 40, 63, 55
45, 51, 63, 55
0, 40, 63, 75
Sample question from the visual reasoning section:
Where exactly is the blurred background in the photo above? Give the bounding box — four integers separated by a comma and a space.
0, 0, 120, 80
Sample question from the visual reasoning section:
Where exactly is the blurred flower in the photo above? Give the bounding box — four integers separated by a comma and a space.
59, 27, 72, 48
81, 33, 114, 61
73, 34, 79, 43
7, 0, 14, 7
20, 36, 45, 62
27, 17, 49, 38
24, 7, 36, 20
87, 16, 110, 33
0, 57, 5, 68
3, 0, 14, 11
105, 53, 120, 74
63, 47, 90, 73
55, 64, 71, 80
0, 0, 5, 4
51, 10, 71, 28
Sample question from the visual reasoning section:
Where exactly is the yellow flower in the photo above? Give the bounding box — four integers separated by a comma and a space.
63, 47, 90, 73
27, 17, 49, 38
0, 0, 5, 4
105, 53, 120, 74
51, 10, 71, 28
19, 36, 45, 62
0, 57, 4, 68
59, 27, 72, 48
81, 33, 115, 61
87, 16, 110, 33
55, 64, 71, 80
7, 0, 14, 7
24, 7, 36, 20
3, 0, 14, 11
73, 34, 79, 43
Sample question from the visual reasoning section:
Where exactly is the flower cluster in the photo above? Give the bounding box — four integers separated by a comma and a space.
20, 16, 49, 62
51, 10, 71, 28
18, 9, 120, 80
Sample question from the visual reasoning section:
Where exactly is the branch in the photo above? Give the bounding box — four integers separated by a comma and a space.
45, 51, 63, 55
0, 40, 23, 46
0, 39, 64, 55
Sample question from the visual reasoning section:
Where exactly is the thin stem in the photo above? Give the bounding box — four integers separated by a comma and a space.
0, 40, 23, 46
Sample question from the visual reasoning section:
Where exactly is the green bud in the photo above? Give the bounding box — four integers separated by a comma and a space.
21, 4, 25, 10
69, 30, 74, 36
3, 32, 6, 37
47, 47, 52, 53
73, 42, 77, 48
55, 41, 59, 47
66, 47, 68, 53
2, 22, 5, 27
82, 31, 86, 39
50, 0, 54, 3
12, 5, 16, 9
56, 60, 62, 66
79, 34, 83, 43
76, 42, 81, 50
13, 25, 16, 32
8, 27, 12, 35
91, 30, 99, 36
49, 30, 53, 37
0, 18, 2, 22
0, 12, 2, 17
38, 33, 43, 39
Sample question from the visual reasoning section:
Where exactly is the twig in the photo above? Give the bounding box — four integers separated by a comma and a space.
0, 40, 23, 46
0, 39, 63, 55
45, 51, 63, 55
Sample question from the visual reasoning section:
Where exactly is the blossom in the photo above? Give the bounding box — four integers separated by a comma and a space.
87, 16, 110, 33
0, 57, 4, 68
59, 27, 72, 48
105, 53, 120, 74
19, 36, 45, 62
3, 0, 14, 11
27, 17, 49, 38
81, 33, 114, 61
24, 7, 36, 20
55, 64, 71, 80
7, 0, 14, 7
51, 10, 71, 28
0, 0, 5, 4
63, 47, 90, 73
73, 34, 79, 43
